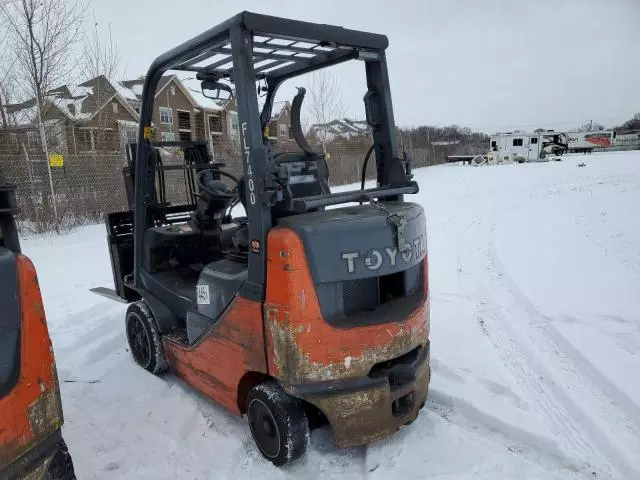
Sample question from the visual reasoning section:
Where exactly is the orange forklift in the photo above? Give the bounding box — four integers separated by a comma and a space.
96, 12, 430, 465
0, 171, 76, 479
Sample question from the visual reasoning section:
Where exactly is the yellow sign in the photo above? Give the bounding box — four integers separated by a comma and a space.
49, 154, 64, 167
143, 126, 153, 140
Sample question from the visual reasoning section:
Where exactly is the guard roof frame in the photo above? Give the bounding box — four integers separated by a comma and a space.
133, 12, 405, 302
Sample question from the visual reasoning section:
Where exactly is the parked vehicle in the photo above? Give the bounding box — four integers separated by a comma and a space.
92, 11, 430, 467
0, 170, 76, 480
566, 131, 614, 153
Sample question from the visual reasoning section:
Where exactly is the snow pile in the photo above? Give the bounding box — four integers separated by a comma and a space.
48, 95, 92, 120
115, 82, 140, 102
21, 150, 640, 479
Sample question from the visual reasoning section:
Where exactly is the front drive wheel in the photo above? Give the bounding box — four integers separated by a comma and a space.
247, 382, 310, 466
125, 301, 167, 374
45, 438, 76, 480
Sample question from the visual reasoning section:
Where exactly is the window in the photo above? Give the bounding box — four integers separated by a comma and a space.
491, 140, 497, 148
27, 130, 41, 149
112, 102, 119, 113
208, 115, 223, 134
268, 120, 278, 138
8, 133, 17, 144
170, 86, 175, 95
45, 125, 64, 150
530, 137, 538, 144
177, 111, 191, 131
124, 127, 137, 145
159, 107, 173, 124
161, 132, 176, 141
512, 138, 523, 146
278, 124, 288, 137
228, 112, 239, 144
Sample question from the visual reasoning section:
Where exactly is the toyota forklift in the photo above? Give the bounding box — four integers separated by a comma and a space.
97, 12, 430, 465
0, 171, 76, 479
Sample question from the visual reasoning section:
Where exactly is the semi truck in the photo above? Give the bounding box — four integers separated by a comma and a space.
566, 131, 614, 153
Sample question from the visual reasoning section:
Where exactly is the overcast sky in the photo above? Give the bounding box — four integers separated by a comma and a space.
90, 0, 639, 133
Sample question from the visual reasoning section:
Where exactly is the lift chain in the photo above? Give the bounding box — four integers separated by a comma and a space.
368, 197, 409, 252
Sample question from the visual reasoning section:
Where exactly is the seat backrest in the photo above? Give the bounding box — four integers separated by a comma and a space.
237, 151, 329, 215
274, 151, 330, 198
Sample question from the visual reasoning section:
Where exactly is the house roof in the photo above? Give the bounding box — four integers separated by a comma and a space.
4, 75, 139, 126
116, 76, 172, 102
5, 99, 39, 125
118, 75, 232, 112
271, 101, 289, 119
311, 118, 369, 139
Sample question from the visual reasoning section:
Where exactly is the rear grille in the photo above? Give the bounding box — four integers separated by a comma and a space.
342, 278, 379, 316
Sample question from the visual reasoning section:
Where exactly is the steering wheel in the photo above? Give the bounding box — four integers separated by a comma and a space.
196, 168, 240, 199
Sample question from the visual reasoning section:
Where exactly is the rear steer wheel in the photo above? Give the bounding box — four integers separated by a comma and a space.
125, 301, 167, 374
247, 382, 310, 466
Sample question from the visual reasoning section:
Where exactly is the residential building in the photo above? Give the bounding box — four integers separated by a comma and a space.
266, 101, 292, 143
0, 75, 139, 155
116, 76, 239, 160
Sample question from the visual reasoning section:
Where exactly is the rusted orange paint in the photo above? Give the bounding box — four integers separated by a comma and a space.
162, 297, 267, 415
0, 255, 63, 471
265, 227, 430, 385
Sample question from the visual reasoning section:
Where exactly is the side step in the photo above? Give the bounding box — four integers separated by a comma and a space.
89, 287, 129, 304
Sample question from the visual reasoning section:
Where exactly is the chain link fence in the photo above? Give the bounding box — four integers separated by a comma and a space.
1, 125, 489, 233
1, 151, 129, 233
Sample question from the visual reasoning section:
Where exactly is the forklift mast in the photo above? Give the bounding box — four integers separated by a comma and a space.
133, 11, 412, 302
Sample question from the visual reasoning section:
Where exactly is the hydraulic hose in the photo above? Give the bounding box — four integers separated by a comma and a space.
361, 144, 376, 191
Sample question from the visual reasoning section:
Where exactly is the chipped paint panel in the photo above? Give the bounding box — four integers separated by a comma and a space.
27, 377, 63, 440
266, 306, 427, 384
163, 297, 267, 415
0, 255, 63, 472
305, 359, 431, 448
265, 227, 430, 385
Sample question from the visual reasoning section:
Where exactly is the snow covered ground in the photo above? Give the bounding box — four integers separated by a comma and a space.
21, 150, 640, 479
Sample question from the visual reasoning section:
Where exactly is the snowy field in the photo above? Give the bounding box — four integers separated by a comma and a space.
21, 150, 640, 479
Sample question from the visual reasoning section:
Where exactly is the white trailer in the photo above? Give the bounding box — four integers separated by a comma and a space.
487, 131, 568, 163
566, 131, 614, 153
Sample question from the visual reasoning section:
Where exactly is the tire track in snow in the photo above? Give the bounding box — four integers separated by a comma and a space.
449, 173, 640, 478
453, 216, 599, 469
427, 389, 589, 479
543, 323, 640, 429
487, 243, 640, 479
473, 297, 599, 468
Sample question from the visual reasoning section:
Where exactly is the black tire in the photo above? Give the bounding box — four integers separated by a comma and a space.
247, 382, 310, 466
125, 301, 167, 374
45, 438, 76, 480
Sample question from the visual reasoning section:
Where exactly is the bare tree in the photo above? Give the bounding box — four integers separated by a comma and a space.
81, 15, 122, 149
1, 0, 86, 226
82, 17, 120, 83
616, 112, 640, 132
0, 7, 21, 126
308, 69, 346, 148
576, 120, 605, 132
